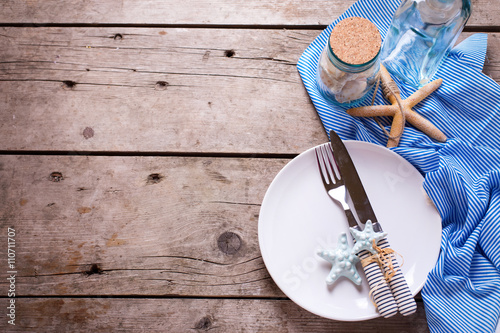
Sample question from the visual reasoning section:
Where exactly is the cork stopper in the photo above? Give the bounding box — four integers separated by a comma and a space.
329, 17, 381, 65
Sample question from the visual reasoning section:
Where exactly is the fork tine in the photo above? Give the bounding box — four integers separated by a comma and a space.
323, 144, 340, 184
318, 146, 334, 185
315, 147, 329, 186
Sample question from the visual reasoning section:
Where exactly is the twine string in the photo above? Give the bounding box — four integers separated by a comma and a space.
360, 239, 404, 309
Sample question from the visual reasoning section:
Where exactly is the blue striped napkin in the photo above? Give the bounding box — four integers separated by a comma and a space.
297, 0, 500, 332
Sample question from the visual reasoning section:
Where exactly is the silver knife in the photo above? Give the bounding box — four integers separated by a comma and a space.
329, 129, 417, 316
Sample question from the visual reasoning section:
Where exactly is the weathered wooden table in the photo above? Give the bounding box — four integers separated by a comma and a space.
0, 1, 498, 332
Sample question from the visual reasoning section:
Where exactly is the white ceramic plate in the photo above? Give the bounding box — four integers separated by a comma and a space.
258, 141, 442, 321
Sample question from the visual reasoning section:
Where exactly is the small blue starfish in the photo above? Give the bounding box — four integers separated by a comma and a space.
317, 233, 362, 285
349, 220, 387, 255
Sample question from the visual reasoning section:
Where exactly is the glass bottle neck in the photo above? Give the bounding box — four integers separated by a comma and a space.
327, 42, 379, 74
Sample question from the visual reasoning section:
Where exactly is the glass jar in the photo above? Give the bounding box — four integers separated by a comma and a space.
380, 0, 472, 87
316, 17, 381, 107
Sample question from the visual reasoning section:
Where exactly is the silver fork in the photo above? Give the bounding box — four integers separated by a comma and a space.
315, 144, 357, 230
315, 143, 398, 318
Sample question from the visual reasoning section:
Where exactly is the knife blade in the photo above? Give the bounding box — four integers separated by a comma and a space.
328, 132, 377, 225
329, 129, 417, 316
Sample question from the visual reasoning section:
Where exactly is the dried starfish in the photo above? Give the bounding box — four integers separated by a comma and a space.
346, 65, 447, 147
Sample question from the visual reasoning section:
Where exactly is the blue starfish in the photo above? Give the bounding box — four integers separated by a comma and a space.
349, 220, 387, 255
317, 233, 361, 285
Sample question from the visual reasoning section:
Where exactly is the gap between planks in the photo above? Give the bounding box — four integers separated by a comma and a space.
0, 23, 498, 33
0, 150, 299, 159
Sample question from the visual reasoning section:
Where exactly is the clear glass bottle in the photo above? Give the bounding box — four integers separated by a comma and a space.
316, 17, 381, 107
380, 0, 472, 87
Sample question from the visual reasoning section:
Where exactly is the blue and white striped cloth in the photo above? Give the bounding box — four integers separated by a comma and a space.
297, 0, 500, 332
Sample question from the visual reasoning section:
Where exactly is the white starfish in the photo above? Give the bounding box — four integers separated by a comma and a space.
317, 233, 362, 285
349, 220, 387, 255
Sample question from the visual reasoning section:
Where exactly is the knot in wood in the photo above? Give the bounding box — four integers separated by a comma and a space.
224, 49, 235, 58
83, 127, 94, 139
84, 263, 103, 276
195, 316, 214, 331
147, 173, 163, 185
217, 231, 241, 255
155, 81, 168, 90
62, 80, 77, 90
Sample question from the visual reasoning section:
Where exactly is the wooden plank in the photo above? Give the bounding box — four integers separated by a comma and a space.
0, 0, 350, 26
0, 0, 496, 28
1, 28, 499, 154
0, 298, 429, 332
0, 27, 327, 154
0, 154, 289, 296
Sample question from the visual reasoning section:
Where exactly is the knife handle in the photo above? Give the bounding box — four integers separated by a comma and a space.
378, 237, 417, 316
357, 249, 398, 318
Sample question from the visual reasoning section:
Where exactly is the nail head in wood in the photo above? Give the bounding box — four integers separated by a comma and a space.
49, 172, 64, 182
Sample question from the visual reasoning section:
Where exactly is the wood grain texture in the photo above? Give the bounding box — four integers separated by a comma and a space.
1, 1, 498, 331
0, 154, 288, 296
0, 27, 327, 154
0, 298, 429, 333
0, 0, 496, 28
1, 28, 499, 154
0, 0, 350, 26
